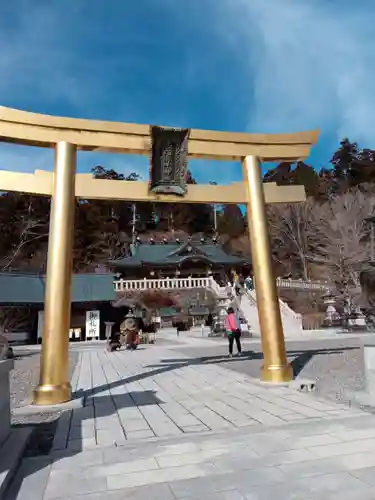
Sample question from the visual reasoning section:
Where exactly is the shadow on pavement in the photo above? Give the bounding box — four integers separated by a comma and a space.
5, 344, 358, 498
5, 389, 163, 499
149, 346, 358, 379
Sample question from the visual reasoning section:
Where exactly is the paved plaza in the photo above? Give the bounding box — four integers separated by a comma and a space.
6, 334, 375, 499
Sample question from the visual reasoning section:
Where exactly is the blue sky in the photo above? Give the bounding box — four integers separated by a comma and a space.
0, 0, 374, 184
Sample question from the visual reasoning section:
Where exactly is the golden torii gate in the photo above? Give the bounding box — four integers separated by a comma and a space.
0, 106, 319, 405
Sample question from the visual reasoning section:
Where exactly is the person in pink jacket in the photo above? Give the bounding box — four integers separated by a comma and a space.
225, 307, 242, 357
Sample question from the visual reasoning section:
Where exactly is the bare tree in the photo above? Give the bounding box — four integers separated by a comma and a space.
1, 197, 49, 270
0, 307, 31, 358
311, 188, 375, 309
268, 199, 318, 280
0, 307, 30, 334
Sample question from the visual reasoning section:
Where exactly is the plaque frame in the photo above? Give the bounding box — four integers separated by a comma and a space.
149, 125, 190, 196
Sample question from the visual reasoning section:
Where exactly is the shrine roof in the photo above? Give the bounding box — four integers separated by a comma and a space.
189, 306, 210, 316
0, 273, 116, 304
110, 240, 248, 268
159, 307, 179, 317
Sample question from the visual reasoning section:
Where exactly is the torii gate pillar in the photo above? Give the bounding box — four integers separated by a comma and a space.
34, 142, 76, 405
243, 156, 292, 382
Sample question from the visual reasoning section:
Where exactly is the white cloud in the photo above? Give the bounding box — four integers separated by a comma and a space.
220, 0, 375, 146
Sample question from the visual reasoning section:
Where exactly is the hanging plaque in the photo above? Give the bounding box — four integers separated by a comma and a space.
149, 125, 190, 196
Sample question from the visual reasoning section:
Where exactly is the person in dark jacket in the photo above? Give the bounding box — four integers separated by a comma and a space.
107, 331, 121, 352
176, 321, 184, 337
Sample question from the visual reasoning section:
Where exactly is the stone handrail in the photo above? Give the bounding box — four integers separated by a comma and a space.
278, 298, 302, 321
275, 278, 333, 291
243, 289, 257, 306
114, 277, 332, 293
114, 276, 214, 292
243, 288, 302, 321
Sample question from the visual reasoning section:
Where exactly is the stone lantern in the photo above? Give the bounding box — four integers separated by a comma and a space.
322, 292, 338, 326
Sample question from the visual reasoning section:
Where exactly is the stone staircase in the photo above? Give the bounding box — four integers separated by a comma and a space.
236, 290, 303, 339
114, 276, 316, 338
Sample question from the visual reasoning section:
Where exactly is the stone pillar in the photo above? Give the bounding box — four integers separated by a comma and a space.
104, 322, 115, 341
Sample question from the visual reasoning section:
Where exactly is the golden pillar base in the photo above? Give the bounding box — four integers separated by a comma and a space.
260, 363, 293, 384
33, 383, 72, 406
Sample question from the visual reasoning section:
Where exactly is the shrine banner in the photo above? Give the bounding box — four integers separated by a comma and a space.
86, 310, 100, 340
149, 125, 190, 196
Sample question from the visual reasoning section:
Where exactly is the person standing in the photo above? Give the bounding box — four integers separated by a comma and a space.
245, 275, 253, 291
232, 269, 241, 296
226, 281, 234, 299
206, 313, 214, 335
231, 269, 238, 284
225, 307, 242, 357
176, 320, 184, 338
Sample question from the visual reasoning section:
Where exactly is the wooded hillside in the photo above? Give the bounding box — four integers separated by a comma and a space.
1, 139, 374, 307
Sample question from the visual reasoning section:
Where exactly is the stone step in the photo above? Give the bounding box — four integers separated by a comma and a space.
47, 411, 371, 461
0, 427, 32, 498
7, 413, 375, 499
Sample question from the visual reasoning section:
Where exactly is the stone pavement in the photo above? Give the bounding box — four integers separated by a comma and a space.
150, 326, 375, 348
6, 343, 375, 499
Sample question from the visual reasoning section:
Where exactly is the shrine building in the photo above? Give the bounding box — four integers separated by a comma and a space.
0, 272, 122, 344
109, 236, 249, 281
